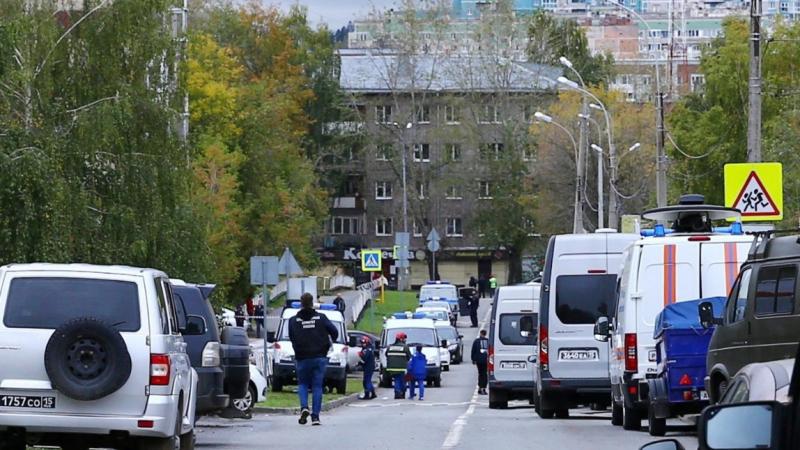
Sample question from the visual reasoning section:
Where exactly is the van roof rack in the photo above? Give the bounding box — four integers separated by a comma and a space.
747, 229, 800, 260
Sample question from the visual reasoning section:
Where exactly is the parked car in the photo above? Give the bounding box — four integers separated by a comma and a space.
419, 281, 460, 321
420, 298, 458, 325
231, 364, 268, 416
718, 358, 793, 405
172, 281, 243, 417
490, 284, 539, 410
435, 323, 464, 364
415, 306, 450, 323
601, 195, 752, 430
378, 316, 443, 388
270, 303, 350, 394
537, 229, 639, 418
0, 264, 197, 450
640, 343, 800, 450
701, 231, 800, 404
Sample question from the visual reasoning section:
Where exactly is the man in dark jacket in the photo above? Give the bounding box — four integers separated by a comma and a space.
332, 293, 346, 315
357, 336, 376, 400
478, 276, 488, 298
385, 332, 412, 399
288, 293, 339, 426
469, 294, 480, 328
471, 329, 489, 395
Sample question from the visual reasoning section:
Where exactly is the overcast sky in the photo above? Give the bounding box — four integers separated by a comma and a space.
262, 0, 400, 28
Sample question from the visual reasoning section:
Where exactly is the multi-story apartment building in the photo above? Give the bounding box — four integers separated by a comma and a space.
318, 49, 559, 286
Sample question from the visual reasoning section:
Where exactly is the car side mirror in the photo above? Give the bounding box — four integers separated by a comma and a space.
593, 317, 610, 342
182, 315, 206, 335
349, 335, 358, 347
638, 439, 686, 450
458, 335, 464, 339
441, 340, 448, 348
699, 402, 781, 450
698, 302, 723, 328
266, 331, 276, 343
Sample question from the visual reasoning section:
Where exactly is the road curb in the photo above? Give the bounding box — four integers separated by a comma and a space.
254, 392, 361, 415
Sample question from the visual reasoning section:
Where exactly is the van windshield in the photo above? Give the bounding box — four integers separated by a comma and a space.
555, 275, 617, 324
386, 328, 437, 347
420, 286, 457, 300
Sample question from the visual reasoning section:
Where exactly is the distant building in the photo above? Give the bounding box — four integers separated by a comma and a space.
318, 49, 559, 286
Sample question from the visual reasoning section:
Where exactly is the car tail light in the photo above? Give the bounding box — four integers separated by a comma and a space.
539, 325, 549, 369
150, 354, 171, 386
138, 420, 154, 428
679, 374, 692, 386
624, 333, 637, 372
628, 385, 638, 395
683, 391, 694, 401
202, 341, 221, 367
273, 342, 281, 350
488, 346, 494, 374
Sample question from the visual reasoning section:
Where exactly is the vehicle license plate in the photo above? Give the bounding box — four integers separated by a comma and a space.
558, 350, 599, 361
500, 361, 527, 369
700, 391, 709, 400
0, 395, 55, 409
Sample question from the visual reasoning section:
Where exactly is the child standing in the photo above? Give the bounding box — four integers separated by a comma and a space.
406, 345, 428, 401
357, 336, 376, 400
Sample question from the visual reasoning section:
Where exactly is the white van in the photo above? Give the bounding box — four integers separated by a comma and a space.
597, 198, 753, 430
378, 317, 444, 387
487, 284, 540, 409
536, 230, 639, 419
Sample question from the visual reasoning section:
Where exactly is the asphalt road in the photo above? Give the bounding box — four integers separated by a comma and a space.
197, 300, 700, 450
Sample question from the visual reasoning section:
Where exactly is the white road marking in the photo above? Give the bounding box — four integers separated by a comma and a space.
441, 306, 492, 450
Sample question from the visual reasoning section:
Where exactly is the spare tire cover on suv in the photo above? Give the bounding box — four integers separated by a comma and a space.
45, 317, 132, 401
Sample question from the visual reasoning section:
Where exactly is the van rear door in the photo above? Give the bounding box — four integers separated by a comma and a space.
701, 240, 753, 298
493, 298, 537, 384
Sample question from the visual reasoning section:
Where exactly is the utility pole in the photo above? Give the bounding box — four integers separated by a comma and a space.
575, 99, 588, 234
747, 0, 763, 162
656, 93, 667, 208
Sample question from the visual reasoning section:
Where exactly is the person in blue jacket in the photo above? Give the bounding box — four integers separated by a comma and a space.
357, 336, 377, 400
406, 345, 428, 401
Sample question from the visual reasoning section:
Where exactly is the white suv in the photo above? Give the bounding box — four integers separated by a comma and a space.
0, 264, 197, 450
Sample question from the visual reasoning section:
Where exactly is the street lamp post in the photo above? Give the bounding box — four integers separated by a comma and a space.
559, 56, 588, 234
535, 112, 582, 233
580, 113, 605, 229
390, 121, 413, 291
600, 0, 667, 208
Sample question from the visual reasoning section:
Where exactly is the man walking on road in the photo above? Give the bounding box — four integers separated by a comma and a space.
288, 293, 339, 426
469, 293, 479, 328
332, 293, 346, 315
385, 332, 412, 399
472, 329, 489, 395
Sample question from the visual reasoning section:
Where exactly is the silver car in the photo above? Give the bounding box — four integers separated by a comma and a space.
0, 264, 197, 450
719, 358, 794, 405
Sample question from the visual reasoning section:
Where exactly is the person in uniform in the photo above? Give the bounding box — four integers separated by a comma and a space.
489, 274, 498, 298
406, 345, 428, 401
471, 329, 490, 395
357, 336, 377, 400
288, 293, 339, 426
385, 332, 412, 399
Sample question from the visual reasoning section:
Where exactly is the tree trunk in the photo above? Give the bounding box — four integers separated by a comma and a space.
507, 247, 523, 285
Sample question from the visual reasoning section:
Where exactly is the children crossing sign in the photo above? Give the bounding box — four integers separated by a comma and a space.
361, 249, 382, 272
724, 163, 783, 222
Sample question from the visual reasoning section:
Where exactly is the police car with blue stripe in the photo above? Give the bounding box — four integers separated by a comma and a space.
418, 281, 459, 325
378, 313, 445, 388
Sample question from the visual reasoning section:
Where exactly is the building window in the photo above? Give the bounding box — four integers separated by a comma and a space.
523, 145, 534, 161
375, 181, 393, 200
446, 217, 463, 237
446, 185, 462, 200
376, 218, 393, 236
413, 144, 430, 162
376, 105, 392, 124
446, 143, 461, 161
478, 181, 492, 199
376, 144, 391, 161
479, 105, 499, 123
413, 219, 425, 237
331, 217, 360, 235
480, 143, 504, 160
444, 104, 460, 123
416, 105, 431, 123
416, 181, 428, 199
691, 74, 705, 92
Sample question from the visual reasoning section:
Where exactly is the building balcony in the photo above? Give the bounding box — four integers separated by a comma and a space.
332, 196, 366, 210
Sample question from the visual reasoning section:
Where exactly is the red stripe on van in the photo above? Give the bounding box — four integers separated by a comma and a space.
723, 242, 739, 295
663, 245, 677, 306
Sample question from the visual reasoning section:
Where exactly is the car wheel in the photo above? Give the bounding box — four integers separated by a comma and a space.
555, 409, 569, 419
335, 377, 347, 395
538, 407, 555, 419
623, 404, 642, 431
232, 384, 258, 414
137, 407, 183, 450
533, 389, 541, 414
443, 365, 450, 372
44, 317, 132, 401
433, 377, 442, 388
611, 400, 623, 426
488, 389, 508, 409
647, 405, 667, 437
271, 377, 283, 393
0, 436, 25, 450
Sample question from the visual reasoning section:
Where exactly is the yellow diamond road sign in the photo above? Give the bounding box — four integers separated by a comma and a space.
724, 163, 783, 222
361, 249, 382, 272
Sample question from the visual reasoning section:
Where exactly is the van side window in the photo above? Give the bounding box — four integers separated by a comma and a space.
162, 281, 182, 335
754, 265, 797, 317
153, 278, 171, 335
729, 268, 752, 323
499, 313, 537, 345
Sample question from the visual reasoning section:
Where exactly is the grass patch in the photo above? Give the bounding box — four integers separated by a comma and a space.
354, 290, 418, 335
256, 378, 363, 409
